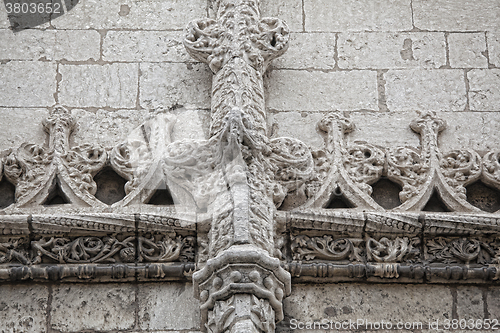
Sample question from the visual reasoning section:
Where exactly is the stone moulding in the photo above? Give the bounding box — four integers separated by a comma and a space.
0, 210, 499, 284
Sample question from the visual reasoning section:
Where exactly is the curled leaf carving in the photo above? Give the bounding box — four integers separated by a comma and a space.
366, 237, 414, 263
344, 143, 385, 195
291, 235, 353, 261
386, 147, 429, 203
440, 149, 481, 200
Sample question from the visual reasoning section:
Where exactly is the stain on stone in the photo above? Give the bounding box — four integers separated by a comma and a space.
93, 167, 127, 205
118, 4, 130, 16
177, 283, 186, 297
400, 38, 415, 61
466, 181, 500, 213
324, 306, 337, 317
0, 302, 8, 311
341, 305, 353, 314
0, 177, 15, 209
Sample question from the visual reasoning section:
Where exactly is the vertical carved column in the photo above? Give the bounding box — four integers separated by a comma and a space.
183, 1, 291, 332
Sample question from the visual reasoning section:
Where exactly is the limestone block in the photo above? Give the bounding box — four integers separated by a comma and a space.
468, 69, 500, 111
51, 0, 207, 30
347, 111, 421, 148
0, 30, 100, 61
50, 284, 136, 332
0, 284, 48, 333
260, 0, 302, 32
268, 111, 325, 148
284, 284, 452, 324
103, 31, 192, 62
140, 63, 211, 110
171, 108, 210, 141
456, 286, 484, 320
266, 70, 378, 111
0, 61, 56, 107
138, 283, 200, 330
0, 108, 48, 151
449, 33, 488, 69
488, 32, 500, 68
438, 112, 500, 152
338, 32, 446, 69
0, 8, 10, 28
70, 109, 150, 147
385, 69, 466, 111
272, 33, 335, 70
303, 0, 412, 32
413, 0, 500, 31
59, 63, 138, 108
488, 288, 500, 319
347, 111, 500, 152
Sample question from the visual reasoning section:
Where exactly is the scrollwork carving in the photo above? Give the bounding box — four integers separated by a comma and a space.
440, 150, 481, 200
290, 235, 358, 261
425, 237, 494, 265
344, 143, 385, 195
366, 237, 420, 263
31, 233, 194, 264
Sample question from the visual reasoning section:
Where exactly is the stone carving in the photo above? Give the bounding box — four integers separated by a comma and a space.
0, 238, 29, 264
182, 1, 297, 331
425, 237, 496, 265
290, 234, 420, 265
366, 237, 420, 263
291, 235, 357, 261
27, 233, 195, 265
3, 106, 108, 208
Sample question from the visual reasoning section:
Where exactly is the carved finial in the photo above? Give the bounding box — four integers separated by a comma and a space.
184, 0, 289, 74
410, 111, 446, 135
42, 106, 76, 154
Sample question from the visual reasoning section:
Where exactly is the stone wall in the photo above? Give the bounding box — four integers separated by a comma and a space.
1, 0, 500, 332
2, 282, 500, 332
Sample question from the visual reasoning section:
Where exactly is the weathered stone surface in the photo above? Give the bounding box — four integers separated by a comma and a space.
413, 0, 500, 31
140, 63, 211, 110
171, 108, 210, 141
439, 111, 500, 152
303, 0, 412, 32
138, 283, 200, 331
50, 284, 135, 332
349, 111, 500, 152
338, 32, 446, 69
456, 286, 484, 320
0, 108, 48, 150
51, 0, 207, 30
347, 111, 420, 148
268, 111, 325, 148
0, 61, 56, 107
0, 30, 100, 61
0, 10, 10, 29
468, 69, 500, 111
488, 32, 500, 68
449, 33, 488, 68
488, 288, 500, 318
385, 70, 466, 111
0, 284, 48, 333
59, 63, 138, 108
260, 0, 302, 32
266, 70, 378, 111
103, 31, 192, 62
284, 284, 452, 323
272, 33, 335, 69
71, 109, 150, 147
